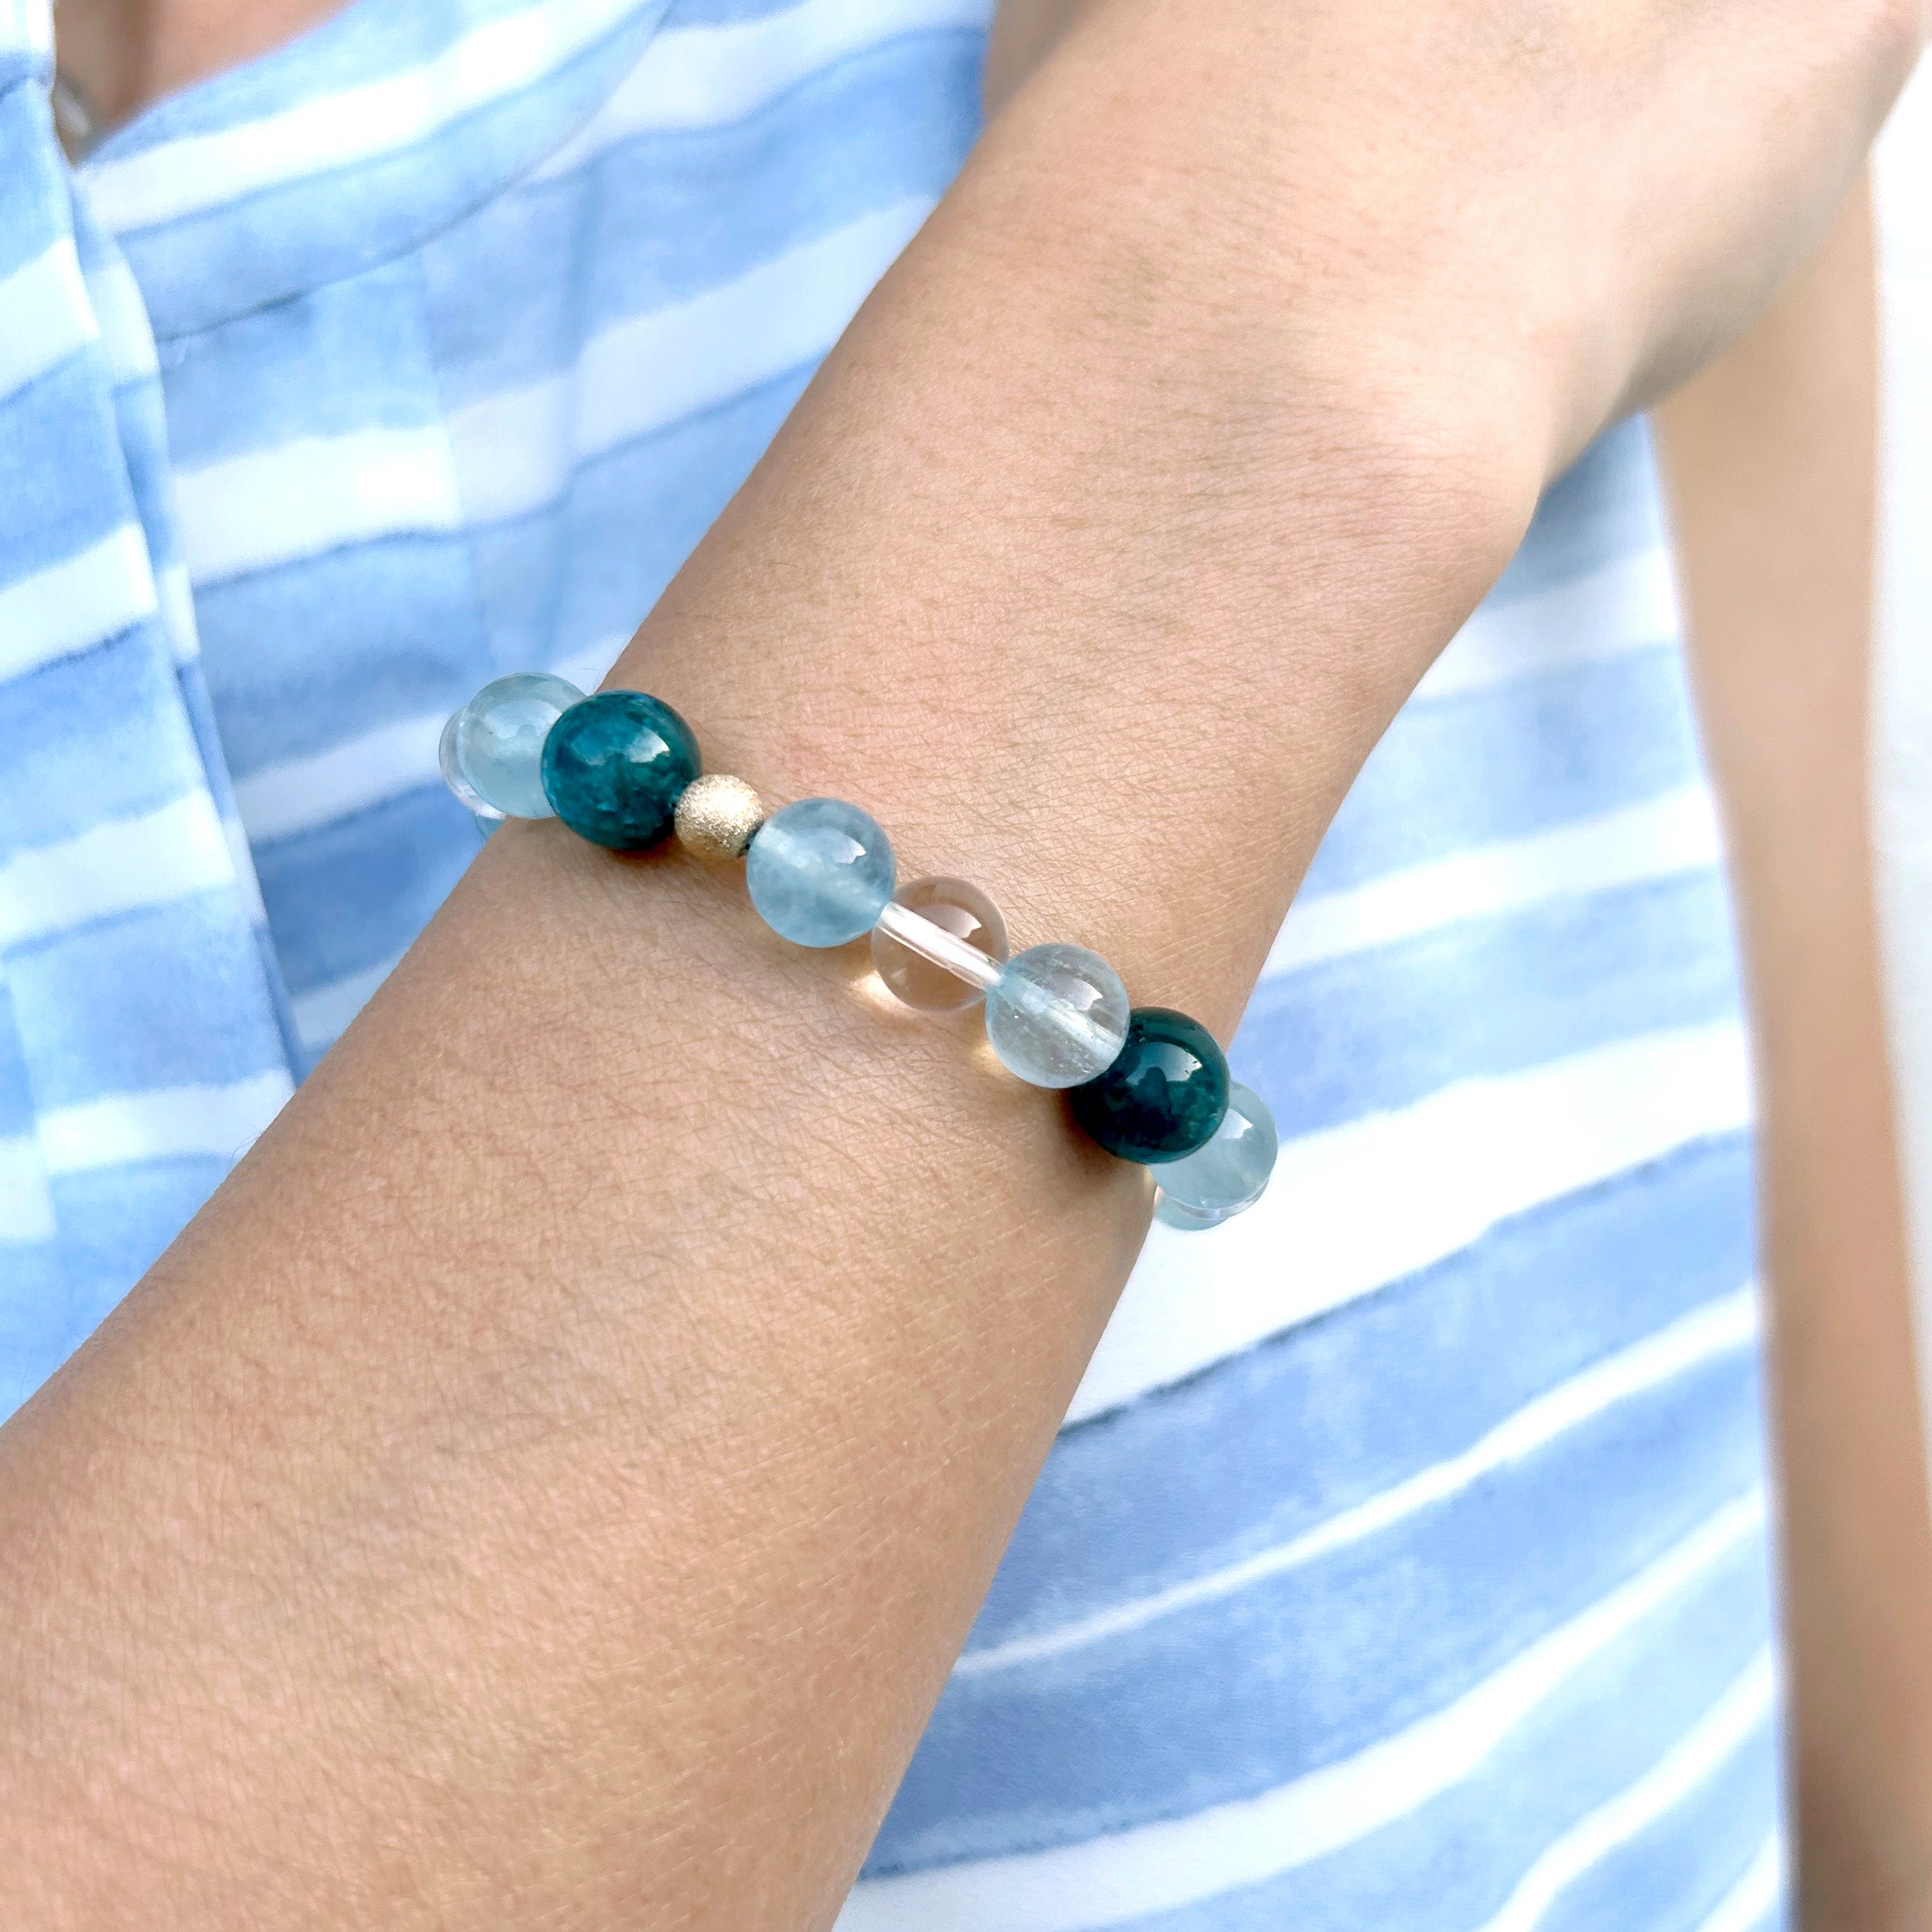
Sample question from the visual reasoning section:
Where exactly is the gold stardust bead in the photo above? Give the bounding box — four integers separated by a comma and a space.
674, 773, 766, 861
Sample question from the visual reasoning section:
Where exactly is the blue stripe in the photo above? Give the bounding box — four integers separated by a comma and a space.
1098, 1531, 1774, 1930
253, 785, 478, 998
0, 625, 209, 852
877, 1318, 1765, 1864
1538, 1722, 1781, 1932
196, 537, 488, 776
469, 359, 814, 658
977, 1134, 1753, 1654
0, 89, 66, 278
158, 253, 451, 467
1240, 866, 1740, 1139
0, 1245, 70, 1415
0, 978, 36, 1138
423, 26, 982, 403
1303, 644, 1704, 896
114, 6, 675, 339
7, 891, 284, 1105
0, 352, 136, 575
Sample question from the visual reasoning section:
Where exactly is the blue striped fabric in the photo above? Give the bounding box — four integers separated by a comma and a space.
0, 0, 1780, 1922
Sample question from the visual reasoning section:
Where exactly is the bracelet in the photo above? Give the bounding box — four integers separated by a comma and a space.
440, 675, 1277, 1230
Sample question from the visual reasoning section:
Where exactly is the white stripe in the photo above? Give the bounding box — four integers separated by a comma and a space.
1071, 1019, 1752, 1423
173, 426, 464, 586
1692, 1835, 1784, 1932
0, 524, 158, 682
449, 196, 933, 525
968, 1289, 1757, 1677
2, 0, 53, 61
233, 709, 448, 844
0, 238, 97, 402
838, 1493, 1766, 1932
532, 0, 992, 181
291, 951, 404, 1054
80, 249, 161, 386
1470, 1650, 1776, 1932
1418, 544, 1680, 702
1265, 784, 1724, 979
0, 791, 236, 952
38, 1069, 292, 1175
0, 1133, 56, 1243
80, 0, 646, 233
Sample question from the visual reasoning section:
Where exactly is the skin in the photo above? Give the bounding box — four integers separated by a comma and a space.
1657, 182, 1932, 1927
15, 0, 1930, 1924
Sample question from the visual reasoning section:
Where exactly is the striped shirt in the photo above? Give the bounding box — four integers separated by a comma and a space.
0, 0, 1779, 1923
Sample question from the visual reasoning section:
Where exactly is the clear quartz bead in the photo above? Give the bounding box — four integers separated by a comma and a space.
746, 798, 897, 947
871, 876, 1009, 1012
1152, 1081, 1278, 1230
984, 943, 1130, 1088
440, 672, 584, 820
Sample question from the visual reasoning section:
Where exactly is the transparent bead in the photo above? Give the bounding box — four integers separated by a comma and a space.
746, 798, 896, 947
1153, 1081, 1278, 1230
871, 876, 1009, 1012
440, 672, 583, 819
985, 943, 1130, 1088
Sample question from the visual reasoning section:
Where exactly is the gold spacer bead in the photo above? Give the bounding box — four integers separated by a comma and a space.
674, 774, 766, 862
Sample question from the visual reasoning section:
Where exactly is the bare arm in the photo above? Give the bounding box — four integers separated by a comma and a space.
2, 3, 1920, 1927
1658, 177, 1932, 1929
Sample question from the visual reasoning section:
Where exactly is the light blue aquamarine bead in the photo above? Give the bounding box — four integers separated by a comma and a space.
1153, 1081, 1278, 1230
745, 798, 896, 947
984, 943, 1130, 1089
440, 672, 584, 820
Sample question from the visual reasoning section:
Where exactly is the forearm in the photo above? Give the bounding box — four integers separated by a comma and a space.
1657, 179, 1932, 1928
0, 12, 1543, 1927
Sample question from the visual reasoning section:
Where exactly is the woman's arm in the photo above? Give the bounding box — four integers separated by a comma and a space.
2, 3, 1920, 1925
1658, 177, 1932, 1930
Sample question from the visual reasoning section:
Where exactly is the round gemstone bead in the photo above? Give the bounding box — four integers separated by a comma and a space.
746, 798, 896, 947
870, 876, 1009, 1012
440, 672, 584, 820
984, 943, 1130, 1089
1070, 1006, 1230, 1164
1152, 1081, 1278, 1229
675, 773, 765, 861
540, 690, 700, 851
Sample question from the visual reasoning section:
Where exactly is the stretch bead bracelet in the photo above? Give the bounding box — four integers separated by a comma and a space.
441, 675, 1277, 1229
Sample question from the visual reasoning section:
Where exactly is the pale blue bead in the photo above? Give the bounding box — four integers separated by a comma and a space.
440, 672, 584, 819
1153, 1081, 1278, 1230
746, 798, 896, 947
985, 943, 1129, 1089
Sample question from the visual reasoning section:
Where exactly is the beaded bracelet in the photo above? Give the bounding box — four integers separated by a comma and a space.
441, 675, 1277, 1230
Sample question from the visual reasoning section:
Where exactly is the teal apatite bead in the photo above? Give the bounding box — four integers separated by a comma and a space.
746, 798, 896, 947
1069, 1006, 1230, 1165
540, 691, 700, 851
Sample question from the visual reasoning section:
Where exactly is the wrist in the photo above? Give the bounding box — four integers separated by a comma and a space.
604, 32, 1546, 1049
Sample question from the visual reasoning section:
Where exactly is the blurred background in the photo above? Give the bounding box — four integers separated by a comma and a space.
1875, 64, 1932, 1446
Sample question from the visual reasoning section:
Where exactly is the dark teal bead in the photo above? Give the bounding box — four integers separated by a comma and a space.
540, 691, 700, 851
1069, 1006, 1230, 1165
